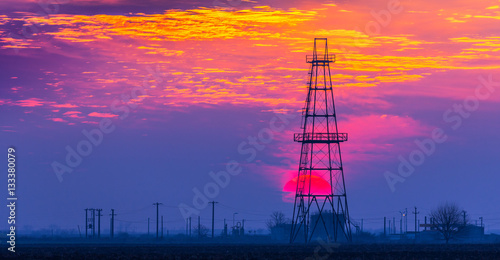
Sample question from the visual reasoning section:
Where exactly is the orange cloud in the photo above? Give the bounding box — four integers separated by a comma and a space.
2, 1, 500, 128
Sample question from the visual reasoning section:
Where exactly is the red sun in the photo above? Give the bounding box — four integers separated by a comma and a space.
283, 175, 332, 195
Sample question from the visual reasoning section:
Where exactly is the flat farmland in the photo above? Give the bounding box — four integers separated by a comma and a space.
2, 243, 500, 259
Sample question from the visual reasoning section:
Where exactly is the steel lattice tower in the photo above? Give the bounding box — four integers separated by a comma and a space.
290, 38, 352, 243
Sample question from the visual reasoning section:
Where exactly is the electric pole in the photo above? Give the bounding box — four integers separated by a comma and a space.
148, 217, 150, 236
161, 216, 164, 238
153, 202, 162, 239
96, 209, 102, 238
91, 208, 96, 238
405, 208, 408, 234
384, 217, 386, 236
209, 201, 218, 238
399, 210, 404, 235
224, 219, 227, 237
85, 209, 88, 238
413, 207, 419, 233
462, 210, 467, 226
393, 217, 395, 234
198, 216, 201, 238
110, 209, 116, 238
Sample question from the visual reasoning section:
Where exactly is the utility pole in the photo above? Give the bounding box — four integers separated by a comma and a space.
393, 217, 395, 235
384, 217, 386, 236
462, 211, 467, 226
148, 217, 150, 236
153, 202, 162, 239
85, 209, 88, 238
92, 208, 96, 238
224, 219, 227, 237
242, 219, 245, 236
198, 216, 201, 238
405, 208, 408, 234
110, 209, 116, 238
209, 201, 218, 238
424, 216, 427, 231
399, 210, 404, 235
412, 207, 419, 233
161, 216, 164, 238
96, 209, 102, 238
189, 217, 192, 237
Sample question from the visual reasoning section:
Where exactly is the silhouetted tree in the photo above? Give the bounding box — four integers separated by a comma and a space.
430, 202, 467, 243
266, 211, 287, 231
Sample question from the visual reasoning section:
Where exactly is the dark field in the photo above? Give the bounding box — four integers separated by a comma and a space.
3, 243, 500, 259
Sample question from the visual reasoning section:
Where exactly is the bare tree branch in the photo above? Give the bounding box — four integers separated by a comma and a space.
266, 211, 287, 231
430, 202, 467, 243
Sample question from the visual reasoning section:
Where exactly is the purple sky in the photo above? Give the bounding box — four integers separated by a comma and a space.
1, 0, 500, 234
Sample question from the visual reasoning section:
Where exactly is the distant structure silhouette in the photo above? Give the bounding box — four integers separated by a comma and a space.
290, 38, 352, 243
85, 208, 97, 238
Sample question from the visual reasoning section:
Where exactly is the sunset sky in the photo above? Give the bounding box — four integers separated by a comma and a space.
1, 0, 500, 234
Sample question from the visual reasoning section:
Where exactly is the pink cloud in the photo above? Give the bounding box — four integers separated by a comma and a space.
48, 118, 67, 122
52, 103, 78, 108
342, 114, 431, 163
63, 111, 84, 118
15, 98, 44, 107
88, 112, 118, 118
63, 111, 81, 115
82, 121, 99, 125
254, 113, 431, 199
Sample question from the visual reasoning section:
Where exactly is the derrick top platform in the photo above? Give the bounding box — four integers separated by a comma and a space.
306, 54, 335, 63
306, 38, 335, 64
294, 133, 348, 143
